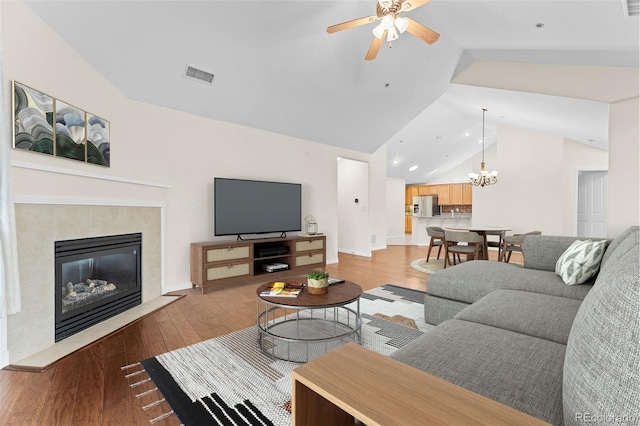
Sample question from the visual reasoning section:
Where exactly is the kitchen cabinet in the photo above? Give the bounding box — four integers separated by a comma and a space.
437, 185, 450, 205
449, 184, 464, 205
408, 183, 471, 208
419, 185, 438, 196
463, 184, 473, 204
405, 216, 412, 234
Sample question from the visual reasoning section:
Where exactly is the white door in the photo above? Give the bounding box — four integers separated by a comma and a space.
577, 170, 608, 238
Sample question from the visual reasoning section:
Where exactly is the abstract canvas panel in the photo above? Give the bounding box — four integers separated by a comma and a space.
12, 81, 55, 156
55, 99, 86, 162
86, 113, 110, 167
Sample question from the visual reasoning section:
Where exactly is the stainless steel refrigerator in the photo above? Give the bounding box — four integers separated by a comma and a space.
412, 196, 440, 217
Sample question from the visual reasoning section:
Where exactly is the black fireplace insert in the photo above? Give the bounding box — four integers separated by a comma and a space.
55, 233, 142, 342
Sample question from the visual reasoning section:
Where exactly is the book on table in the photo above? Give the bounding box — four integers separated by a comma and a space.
262, 281, 303, 297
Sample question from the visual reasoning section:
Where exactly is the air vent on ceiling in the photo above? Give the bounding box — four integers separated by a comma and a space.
625, 0, 639, 16
184, 65, 215, 85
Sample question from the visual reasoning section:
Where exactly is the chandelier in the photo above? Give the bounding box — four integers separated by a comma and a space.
468, 108, 499, 187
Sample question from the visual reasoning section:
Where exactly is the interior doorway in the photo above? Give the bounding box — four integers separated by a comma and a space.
337, 158, 371, 257
577, 170, 608, 238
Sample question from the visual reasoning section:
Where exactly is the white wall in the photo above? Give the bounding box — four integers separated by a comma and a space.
386, 176, 406, 239
369, 145, 388, 251
608, 97, 640, 237
426, 156, 477, 185
471, 125, 563, 234
472, 125, 612, 236
2, 1, 383, 296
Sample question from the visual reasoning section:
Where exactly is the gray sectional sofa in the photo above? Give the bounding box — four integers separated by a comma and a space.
391, 226, 639, 425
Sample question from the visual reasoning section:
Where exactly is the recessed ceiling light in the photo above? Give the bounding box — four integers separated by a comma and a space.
429, 168, 438, 174
536, 23, 544, 28
478, 139, 483, 144
464, 132, 470, 137
409, 165, 418, 171
393, 159, 399, 165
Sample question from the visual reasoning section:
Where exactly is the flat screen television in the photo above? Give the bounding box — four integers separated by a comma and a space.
214, 178, 302, 237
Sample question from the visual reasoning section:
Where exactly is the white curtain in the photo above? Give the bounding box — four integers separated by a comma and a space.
0, 26, 21, 317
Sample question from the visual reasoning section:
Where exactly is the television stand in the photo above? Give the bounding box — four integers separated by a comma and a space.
190, 235, 326, 294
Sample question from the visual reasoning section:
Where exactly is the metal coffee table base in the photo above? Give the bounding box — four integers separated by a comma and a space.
257, 300, 361, 363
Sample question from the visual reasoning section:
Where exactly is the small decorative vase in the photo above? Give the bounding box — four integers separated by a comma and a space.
307, 278, 329, 295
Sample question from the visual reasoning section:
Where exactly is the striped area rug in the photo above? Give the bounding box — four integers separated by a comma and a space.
138, 284, 430, 425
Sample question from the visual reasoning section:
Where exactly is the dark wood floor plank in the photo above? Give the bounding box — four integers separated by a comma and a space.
139, 315, 169, 358
164, 302, 203, 347
39, 354, 83, 425
103, 333, 131, 411
153, 306, 189, 352
70, 342, 105, 425
4, 367, 55, 424
123, 321, 149, 364
0, 371, 27, 425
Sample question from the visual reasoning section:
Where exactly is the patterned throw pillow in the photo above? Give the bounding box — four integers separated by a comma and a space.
555, 239, 608, 285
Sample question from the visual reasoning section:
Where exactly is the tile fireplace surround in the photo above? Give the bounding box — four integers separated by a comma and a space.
9, 203, 162, 363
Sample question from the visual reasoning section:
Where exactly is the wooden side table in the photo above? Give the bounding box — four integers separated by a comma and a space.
291, 343, 549, 426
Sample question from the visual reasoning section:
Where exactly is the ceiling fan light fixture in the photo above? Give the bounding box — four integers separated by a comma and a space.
381, 14, 394, 29
387, 26, 399, 41
372, 22, 385, 39
394, 16, 409, 33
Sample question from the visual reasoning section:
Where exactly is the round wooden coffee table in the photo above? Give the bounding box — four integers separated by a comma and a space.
256, 278, 362, 362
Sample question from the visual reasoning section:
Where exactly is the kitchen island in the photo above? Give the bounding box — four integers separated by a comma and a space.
411, 214, 472, 246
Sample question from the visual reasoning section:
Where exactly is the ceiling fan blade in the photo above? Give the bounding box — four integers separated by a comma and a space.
365, 32, 386, 61
401, 0, 432, 13
406, 18, 440, 44
327, 15, 378, 34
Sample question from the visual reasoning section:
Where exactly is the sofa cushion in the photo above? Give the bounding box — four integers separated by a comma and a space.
563, 227, 640, 426
555, 239, 608, 285
454, 289, 582, 344
391, 319, 566, 425
600, 225, 639, 268
427, 260, 593, 305
424, 294, 470, 325
523, 235, 585, 272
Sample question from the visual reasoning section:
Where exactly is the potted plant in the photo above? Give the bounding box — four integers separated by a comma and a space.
306, 270, 329, 295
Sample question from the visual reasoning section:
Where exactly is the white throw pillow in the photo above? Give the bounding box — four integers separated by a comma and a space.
555, 239, 608, 285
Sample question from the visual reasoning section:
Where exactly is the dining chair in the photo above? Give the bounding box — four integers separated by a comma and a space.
425, 226, 445, 262
484, 230, 506, 261
443, 230, 485, 269
499, 231, 542, 263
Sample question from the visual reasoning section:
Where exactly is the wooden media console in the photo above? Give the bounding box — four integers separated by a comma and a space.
190, 235, 326, 293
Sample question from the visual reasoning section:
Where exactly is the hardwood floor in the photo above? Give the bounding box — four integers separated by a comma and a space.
0, 244, 517, 425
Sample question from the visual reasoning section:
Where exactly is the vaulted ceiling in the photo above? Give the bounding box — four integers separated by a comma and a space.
24, 0, 639, 183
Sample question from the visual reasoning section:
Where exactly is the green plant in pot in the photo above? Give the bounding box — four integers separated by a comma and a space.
307, 270, 329, 295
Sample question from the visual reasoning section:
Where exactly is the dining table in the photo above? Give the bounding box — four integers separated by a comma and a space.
444, 226, 512, 260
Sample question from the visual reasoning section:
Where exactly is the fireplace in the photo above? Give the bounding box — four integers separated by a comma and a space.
55, 233, 142, 342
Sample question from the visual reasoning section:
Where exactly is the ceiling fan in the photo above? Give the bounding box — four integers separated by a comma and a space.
326, 0, 440, 61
